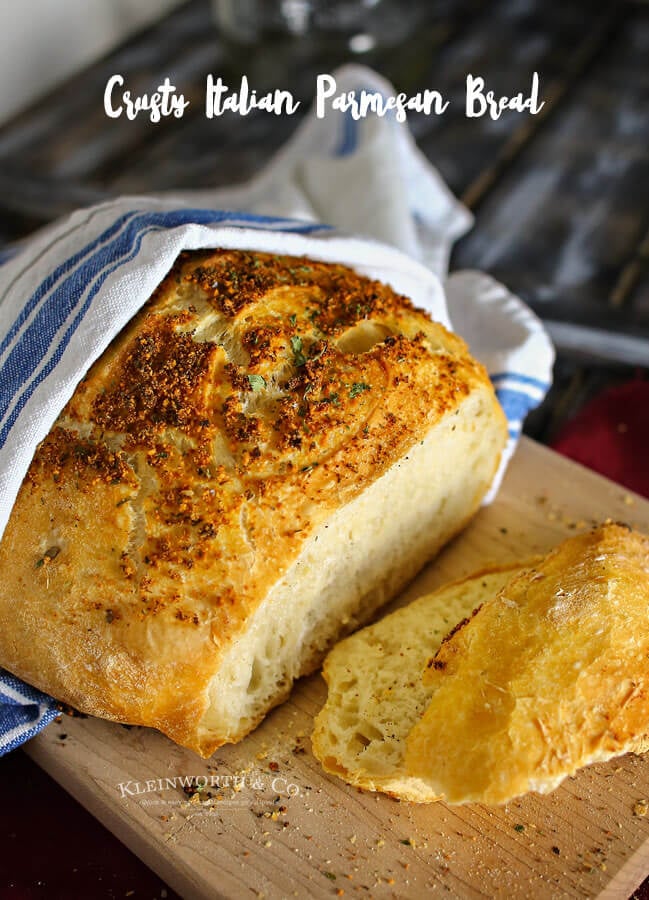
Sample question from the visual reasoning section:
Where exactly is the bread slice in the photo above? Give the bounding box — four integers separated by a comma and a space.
406, 523, 649, 804
315, 524, 649, 806
0, 249, 507, 756
311, 564, 526, 800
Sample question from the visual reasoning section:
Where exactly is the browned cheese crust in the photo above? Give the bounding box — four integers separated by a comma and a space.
0, 250, 503, 753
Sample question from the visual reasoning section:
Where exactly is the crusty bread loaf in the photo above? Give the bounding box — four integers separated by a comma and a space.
311, 564, 527, 800
406, 523, 649, 804
0, 249, 507, 756
314, 523, 649, 805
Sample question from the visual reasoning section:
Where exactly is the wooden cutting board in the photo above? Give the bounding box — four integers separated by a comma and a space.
25, 438, 649, 899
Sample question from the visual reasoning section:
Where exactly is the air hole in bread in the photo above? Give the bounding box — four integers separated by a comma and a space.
336, 321, 392, 355
360, 722, 385, 742
248, 657, 264, 693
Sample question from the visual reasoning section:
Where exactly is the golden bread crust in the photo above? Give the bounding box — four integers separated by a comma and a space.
0, 249, 505, 754
405, 523, 649, 804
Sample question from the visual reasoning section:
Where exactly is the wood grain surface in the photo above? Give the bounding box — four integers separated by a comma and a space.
24, 438, 649, 899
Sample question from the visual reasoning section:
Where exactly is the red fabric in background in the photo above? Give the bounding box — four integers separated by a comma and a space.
551, 379, 649, 499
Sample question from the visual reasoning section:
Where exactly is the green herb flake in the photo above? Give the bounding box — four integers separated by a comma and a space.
323, 872, 336, 881
400, 838, 412, 846
247, 374, 267, 392
289, 314, 297, 327
349, 382, 371, 399
35, 558, 45, 569
514, 824, 525, 833
291, 335, 306, 367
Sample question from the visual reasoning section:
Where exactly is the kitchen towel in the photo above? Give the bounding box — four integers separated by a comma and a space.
0, 64, 554, 754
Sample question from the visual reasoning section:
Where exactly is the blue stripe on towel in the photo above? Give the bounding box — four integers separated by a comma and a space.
336, 110, 360, 157
0, 210, 331, 446
494, 386, 541, 423
0, 670, 59, 756
1, 209, 328, 368
491, 371, 550, 391
0, 211, 138, 361
0, 222, 164, 446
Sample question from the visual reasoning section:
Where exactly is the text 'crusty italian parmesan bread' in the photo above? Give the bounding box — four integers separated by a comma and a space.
0, 249, 507, 756
314, 523, 649, 805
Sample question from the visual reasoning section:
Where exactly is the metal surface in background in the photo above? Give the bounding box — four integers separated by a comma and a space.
0, 0, 647, 444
